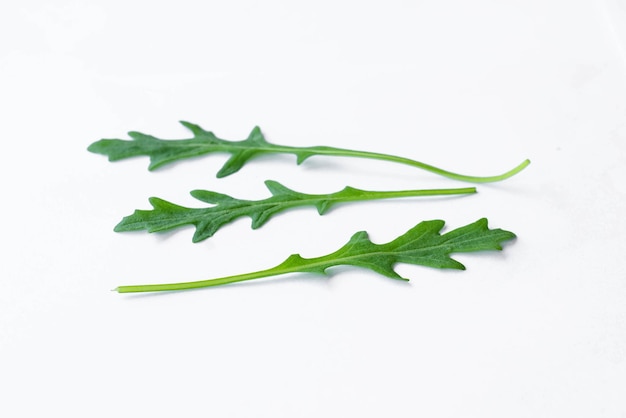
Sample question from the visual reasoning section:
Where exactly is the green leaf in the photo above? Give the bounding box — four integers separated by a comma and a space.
115, 218, 516, 293
114, 181, 476, 242
88, 121, 530, 183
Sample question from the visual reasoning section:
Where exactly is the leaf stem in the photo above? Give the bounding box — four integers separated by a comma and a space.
115, 265, 297, 293
292, 145, 530, 183
333, 187, 477, 201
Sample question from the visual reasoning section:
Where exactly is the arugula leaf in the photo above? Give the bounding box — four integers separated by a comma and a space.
115, 218, 515, 293
115, 180, 476, 242
88, 121, 530, 183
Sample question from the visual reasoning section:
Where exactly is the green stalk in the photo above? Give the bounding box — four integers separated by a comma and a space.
293, 145, 531, 183
115, 265, 302, 293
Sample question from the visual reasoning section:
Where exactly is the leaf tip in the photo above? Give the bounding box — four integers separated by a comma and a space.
126, 130, 146, 139
316, 201, 332, 215
296, 152, 314, 165
246, 125, 269, 145
179, 120, 206, 136
86, 141, 99, 153
250, 212, 271, 229
263, 179, 282, 192
476, 217, 488, 225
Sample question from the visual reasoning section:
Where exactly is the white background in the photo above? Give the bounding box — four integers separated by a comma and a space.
1, 1, 626, 417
